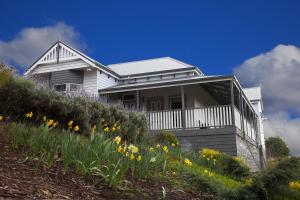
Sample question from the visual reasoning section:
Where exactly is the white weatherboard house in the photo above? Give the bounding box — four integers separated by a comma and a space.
25, 41, 266, 171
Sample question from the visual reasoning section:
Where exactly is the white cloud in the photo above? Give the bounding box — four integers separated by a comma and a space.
234, 44, 300, 156
0, 22, 85, 70
264, 112, 300, 157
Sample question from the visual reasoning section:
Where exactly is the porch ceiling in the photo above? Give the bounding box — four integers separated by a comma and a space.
201, 81, 232, 105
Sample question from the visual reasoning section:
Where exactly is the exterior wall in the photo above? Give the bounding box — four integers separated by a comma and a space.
97, 71, 118, 89
140, 84, 218, 110
83, 68, 98, 95
236, 135, 261, 171
50, 70, 83, 87
32, 59, 90, 74
151, 127, 238, 156
31, 73, 51, 88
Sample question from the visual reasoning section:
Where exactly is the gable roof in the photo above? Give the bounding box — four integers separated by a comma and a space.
25, 41, 119, 78
107, 57, 203, 76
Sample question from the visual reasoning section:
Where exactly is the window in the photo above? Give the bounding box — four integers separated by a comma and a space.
54, 83, 82, 92
54, 84, 66, 92
70, 84, 81, 92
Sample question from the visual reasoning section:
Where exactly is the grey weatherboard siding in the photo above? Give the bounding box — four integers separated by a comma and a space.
50, 70, 84, 86
151, 126, 262, 171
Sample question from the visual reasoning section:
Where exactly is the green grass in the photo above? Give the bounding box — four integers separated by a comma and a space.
7, 122, 244, 194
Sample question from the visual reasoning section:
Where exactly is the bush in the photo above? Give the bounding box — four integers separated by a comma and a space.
154, 130, 179, 145
260, 157, 300, 199
0, 73, 148, 142
217, 154, 250, 180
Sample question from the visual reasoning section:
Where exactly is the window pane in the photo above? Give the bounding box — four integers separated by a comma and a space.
54, 84, 66, 92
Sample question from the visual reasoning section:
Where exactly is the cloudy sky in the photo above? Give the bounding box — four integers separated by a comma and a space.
1, 0, 300, 155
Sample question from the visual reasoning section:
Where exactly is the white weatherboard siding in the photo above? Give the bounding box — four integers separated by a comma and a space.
97, 71, 118, 89
32, 59, 90, 74
107, 57, 194, 76
83, 69, 98, 95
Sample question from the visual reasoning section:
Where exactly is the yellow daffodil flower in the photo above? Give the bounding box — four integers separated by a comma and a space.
103, 127, 109, 133
74, 125, 80, 132
171, 143, 176, 147
47, 119, 54, 126
137, 155, 142, 161
68, 120, 73, 127
25, 112, 33, 118
111, 127, 116, 132
150, 157, 156, 163
184, 158, 192, 167
117, 145, 123, 153
163, 146, 169, 153
114, 136, 121, 145
128, 144, 139, 154
0, 115, 3, 121
156, 144, 160, 149
130, 154, 135, 160
149, 147, 154, 152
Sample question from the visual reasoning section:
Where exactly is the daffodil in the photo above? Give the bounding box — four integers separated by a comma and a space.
125, 152, 129, 157
150, 157, 156, 163
137, 155, 142, 161
0, 115, 3, 121
128, 144, 139, 154
130, 154, 135, 160
289, 181, 300, 190
68, 120, 73, 127
111, 127, 116, 132
91, 125, 96, 134
204, 169, 208, 174
171, 143, 176, 147
43, 116, 47, 122
74, 125, 80, 132
116, 125, 121, 130
25, 112, 33, 118
103, 127, 109, 133
172, 171, 176, 176
156, 144, 160, 149
149, 147, 154, 152
163, 146, 169, 153
114, 136, 121, 145
117, 145, 123, 153
47, 119, 54, 126
184, 158, 192, 167
208, 172, 213, 177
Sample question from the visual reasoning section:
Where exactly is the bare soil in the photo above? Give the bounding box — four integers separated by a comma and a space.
0, 127, 215, 200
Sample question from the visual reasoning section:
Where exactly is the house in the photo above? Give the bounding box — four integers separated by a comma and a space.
25, 41, 266, 171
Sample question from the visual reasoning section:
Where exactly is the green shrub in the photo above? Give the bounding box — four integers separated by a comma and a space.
0, 75, 148, 142
154, 130, 179, 145
260, 157, 300, 200
216, 154, 250, 180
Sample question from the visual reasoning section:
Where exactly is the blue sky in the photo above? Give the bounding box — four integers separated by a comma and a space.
1, 0, 300, 75
1, 0, 300, 155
